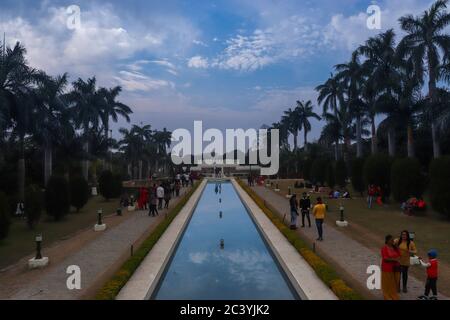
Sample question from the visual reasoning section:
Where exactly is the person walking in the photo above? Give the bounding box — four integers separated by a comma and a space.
175, 180, 181, 197
157, 184, 165, 210
381, 235, 401, 300
164, 184, 171, 209
394, 230, 417, 293
289, 194, 299, 230
312, 197, 326, 241
418, 250, 439, 300
367, 184, 375, 209
299, 192, 311, 228
148, 187, 158, 217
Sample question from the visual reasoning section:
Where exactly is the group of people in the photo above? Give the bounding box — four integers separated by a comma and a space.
381, 230, 439, 300
289, 192, 327, 241
401, 197, 427, 216
367, 184, 383, 208
328, 189, 351, 199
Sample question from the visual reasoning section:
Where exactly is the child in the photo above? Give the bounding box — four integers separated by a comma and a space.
418, 250, 439, 300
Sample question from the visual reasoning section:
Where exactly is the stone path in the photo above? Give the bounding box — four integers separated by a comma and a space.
251, 185, 448, 300
1, 187, 190, 300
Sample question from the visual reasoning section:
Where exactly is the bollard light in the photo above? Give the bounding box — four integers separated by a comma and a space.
220, 239, 225, 250
97, 209, 103, 225
220, 211, 223, 219
340, 204, 345, 222
35, 234, 43, 260
409, 232, 415, 240
288, 186, 292, 195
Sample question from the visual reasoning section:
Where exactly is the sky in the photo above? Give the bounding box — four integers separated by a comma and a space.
0, 0, 436, 143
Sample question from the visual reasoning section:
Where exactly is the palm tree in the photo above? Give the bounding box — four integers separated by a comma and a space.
358, 29, 400, 155
68, 77, 104, 181
128, 124, 152, 180
99, 86, 132, 169
282, 108, 300, 150
32, 73, 70, 184
0, 42, 36, 201
398, 0, 450, 158
335, 51, 366, 158
295, 100, 321, 152
316, 73, 344, 159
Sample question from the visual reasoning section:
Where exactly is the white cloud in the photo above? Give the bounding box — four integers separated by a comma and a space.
187, 56, 209, 69
211, 15, 326, 72
150, 60, 178, 75
114, 70, 174, 92
193, 39, 208, 47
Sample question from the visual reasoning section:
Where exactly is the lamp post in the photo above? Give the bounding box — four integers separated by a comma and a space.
35, 234, 43, 260
336, 203, 348, 227
97, 209, 103, 225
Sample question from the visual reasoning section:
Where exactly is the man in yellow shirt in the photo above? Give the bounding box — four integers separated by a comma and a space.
312, 197, 326, 241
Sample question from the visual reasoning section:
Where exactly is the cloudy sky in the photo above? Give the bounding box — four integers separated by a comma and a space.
0, 0, 435, 142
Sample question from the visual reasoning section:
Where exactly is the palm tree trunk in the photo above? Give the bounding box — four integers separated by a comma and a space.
431, 122, 440, 159
293, 130, 298, 151
127, 163, 132, 179
335, 140, 339, 161
304, 127, 308, 152
388, 128, 396, 157
356, 115, 363, 158
82, 141, 89, 181
407, 125, 415, 158
138, 160, 143, 180
18, 137, 25, 202
371, 116, 377, 154
429, 62, 441, 159
44, 143, 52, 185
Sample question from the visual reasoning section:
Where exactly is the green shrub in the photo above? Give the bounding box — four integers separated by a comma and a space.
391, 158, 425, 202
236, 179, 363, 300
25, 185, 44, 229
429, 156, 450, 217
0, 192, 11, 240
335, 159, 347, 188
326, 163, 335, 188
363, 154, 393, 199
45, 176, 70, 221
70, 176, 90, 212
96, 181, 202, 300
98, 170, 115, 200
311, 158, 327, 185
111, 174, 123, 198
351, 158, 365, 195
302, 159, 313, 181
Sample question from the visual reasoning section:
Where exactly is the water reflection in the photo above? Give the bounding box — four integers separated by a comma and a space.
154, 182, 296, 300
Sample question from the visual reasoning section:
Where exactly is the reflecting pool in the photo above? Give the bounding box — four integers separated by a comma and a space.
153, 182, 297, 300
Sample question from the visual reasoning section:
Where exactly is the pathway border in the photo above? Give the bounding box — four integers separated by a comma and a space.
116, 179, 208, 300
231, 179, 337, 300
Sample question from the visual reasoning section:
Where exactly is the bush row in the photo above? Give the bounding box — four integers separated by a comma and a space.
237, 179, 363, 300
95, 180, 202, 300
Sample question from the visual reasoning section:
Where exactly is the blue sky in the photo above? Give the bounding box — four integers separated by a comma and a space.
0, 0, 436, 142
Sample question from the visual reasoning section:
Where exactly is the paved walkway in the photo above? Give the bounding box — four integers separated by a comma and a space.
251, 185, 448, 300
1, 187, 191, 300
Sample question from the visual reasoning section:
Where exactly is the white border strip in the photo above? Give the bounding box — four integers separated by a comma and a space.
231, 179, 337, 300
116, 179, 208, 300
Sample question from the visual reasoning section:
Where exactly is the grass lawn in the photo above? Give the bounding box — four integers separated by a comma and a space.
265, 179, 450, 295
0, 196, 120, 269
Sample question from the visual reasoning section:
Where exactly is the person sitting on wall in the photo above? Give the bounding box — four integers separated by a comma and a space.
342, 190, 351, 199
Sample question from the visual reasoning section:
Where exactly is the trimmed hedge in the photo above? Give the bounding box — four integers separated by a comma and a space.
391, 158, 425, 202
45, 176, 70, 221
98, 171, 122, 200
237, 179, 363, 300
351, 158, 365, 195
25, 185, 44, 229
95, 180, 202, 300
0, 192, 11, 240
326, 163, 335, 188
363, 154, 393, 198
429, 156, 450, 217
70, 176, 90, 212
335, 159, 347, 188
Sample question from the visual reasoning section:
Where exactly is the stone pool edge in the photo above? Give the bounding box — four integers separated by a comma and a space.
116, 179, 208, 300
231, 178, 338, 300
